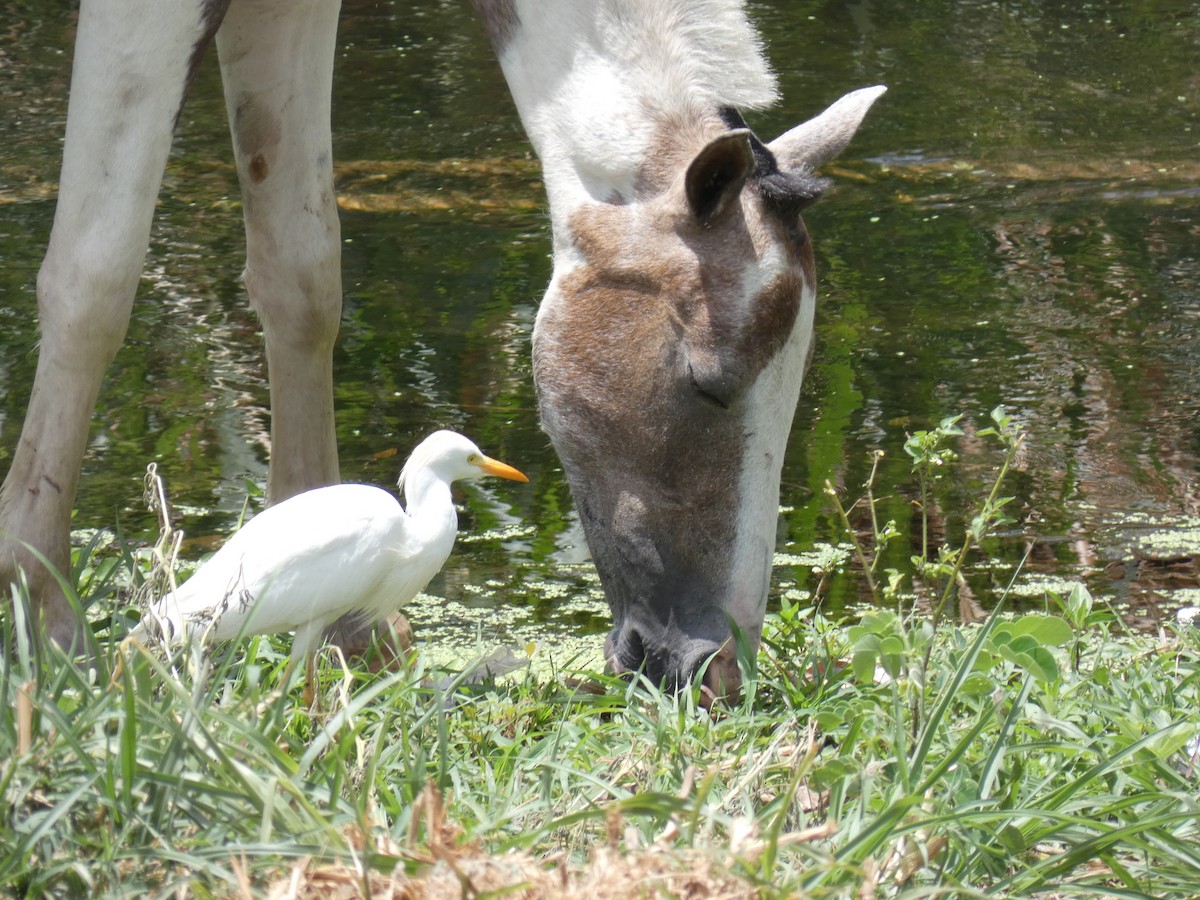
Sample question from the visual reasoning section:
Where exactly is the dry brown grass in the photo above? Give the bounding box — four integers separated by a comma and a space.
263, 847, 762, 900
259, 784, 767, 900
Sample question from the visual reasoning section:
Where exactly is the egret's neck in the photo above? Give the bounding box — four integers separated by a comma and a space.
402, 473, 458, 532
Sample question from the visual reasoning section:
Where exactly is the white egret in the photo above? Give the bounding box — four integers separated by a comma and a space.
133, 430, 528, 704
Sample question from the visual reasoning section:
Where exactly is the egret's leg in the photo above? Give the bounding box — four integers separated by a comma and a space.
303, 651, 317, 710
291, 621, 324, 710
214, 0, 343, 504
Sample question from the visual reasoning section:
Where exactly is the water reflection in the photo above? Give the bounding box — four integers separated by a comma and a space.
0, 1, 1197, 657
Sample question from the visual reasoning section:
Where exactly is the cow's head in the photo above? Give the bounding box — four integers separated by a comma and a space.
533, 87, 885, 699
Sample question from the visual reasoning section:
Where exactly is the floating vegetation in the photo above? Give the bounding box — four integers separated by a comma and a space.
401, 581, 608, 678
1006, 574, 1088, 599
773, 542, 854, 572
1170, 588, 1200, 607
523, 579, 573, 599
417, 633, 606, 679
1131, 518, 1200, 561
457, 522, 539, 544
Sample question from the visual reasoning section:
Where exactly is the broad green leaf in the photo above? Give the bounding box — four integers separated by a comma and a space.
959, 673, 996, 696
1019, 646, 1060, 683
852, 649, 879, 683
814, 709, 844, 730
852, 633, 882, 654
1007, 614, 1073, 646
879, 635, 906, 656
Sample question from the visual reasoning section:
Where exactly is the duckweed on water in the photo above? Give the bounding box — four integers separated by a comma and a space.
457, 522, 539, 544
1164, 587, 1200, 609
403, 589, 607, 677
1006, 574, 1088, 599
773, 542, 854, 572
1131, 518, 1200, 561
416, 632, 606, 677
781, 587, 813, 603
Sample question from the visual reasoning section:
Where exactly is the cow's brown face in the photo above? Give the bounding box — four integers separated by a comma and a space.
533, 120, 820, 698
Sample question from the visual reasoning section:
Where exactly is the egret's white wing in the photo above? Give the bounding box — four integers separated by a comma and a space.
151, 484, 419, 640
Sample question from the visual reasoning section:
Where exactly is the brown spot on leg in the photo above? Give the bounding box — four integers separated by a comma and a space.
248, 153, 269, 183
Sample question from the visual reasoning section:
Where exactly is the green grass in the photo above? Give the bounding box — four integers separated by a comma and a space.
4, 581, 1198, 897
3, 413, 1199, 897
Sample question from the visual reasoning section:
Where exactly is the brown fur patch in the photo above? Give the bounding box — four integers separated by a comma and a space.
556, 115, 813, 408
248, 153, 269, 183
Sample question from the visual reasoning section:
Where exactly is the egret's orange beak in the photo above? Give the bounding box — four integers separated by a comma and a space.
477, 456, 529, 483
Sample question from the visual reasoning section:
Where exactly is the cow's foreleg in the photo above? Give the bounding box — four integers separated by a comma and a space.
0, 0, 228, 652
218, 1, 407, 662
216, 0, 343, 504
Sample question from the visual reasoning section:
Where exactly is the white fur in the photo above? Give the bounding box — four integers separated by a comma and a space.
216, 0, 343, 501
494, 0, 777, 230
726, 281, 817, 634
724, 243, 805, 637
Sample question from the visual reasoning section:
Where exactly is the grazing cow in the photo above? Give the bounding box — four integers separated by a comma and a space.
0, 0, 882, 699
474, 0, 883, 697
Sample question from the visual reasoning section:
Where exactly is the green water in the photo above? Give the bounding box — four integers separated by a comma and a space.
2, 1, 1198, 661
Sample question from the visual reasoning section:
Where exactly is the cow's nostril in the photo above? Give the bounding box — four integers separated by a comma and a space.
699, 643, 742, 707
607, 625, 744, 701
604, 624, 646, 677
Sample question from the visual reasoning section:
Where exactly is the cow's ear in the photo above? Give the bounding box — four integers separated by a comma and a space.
685, 129, 755, 222
767, 85, 887, 173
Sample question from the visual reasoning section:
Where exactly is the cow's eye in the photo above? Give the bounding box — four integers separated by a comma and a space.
688, 361, 733, 411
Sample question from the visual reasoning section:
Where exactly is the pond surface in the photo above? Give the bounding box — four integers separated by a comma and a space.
2, 1, 1198, 664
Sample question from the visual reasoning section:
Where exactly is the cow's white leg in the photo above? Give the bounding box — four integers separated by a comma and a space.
215, 0, 343, 504
0, 0, 228, 651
